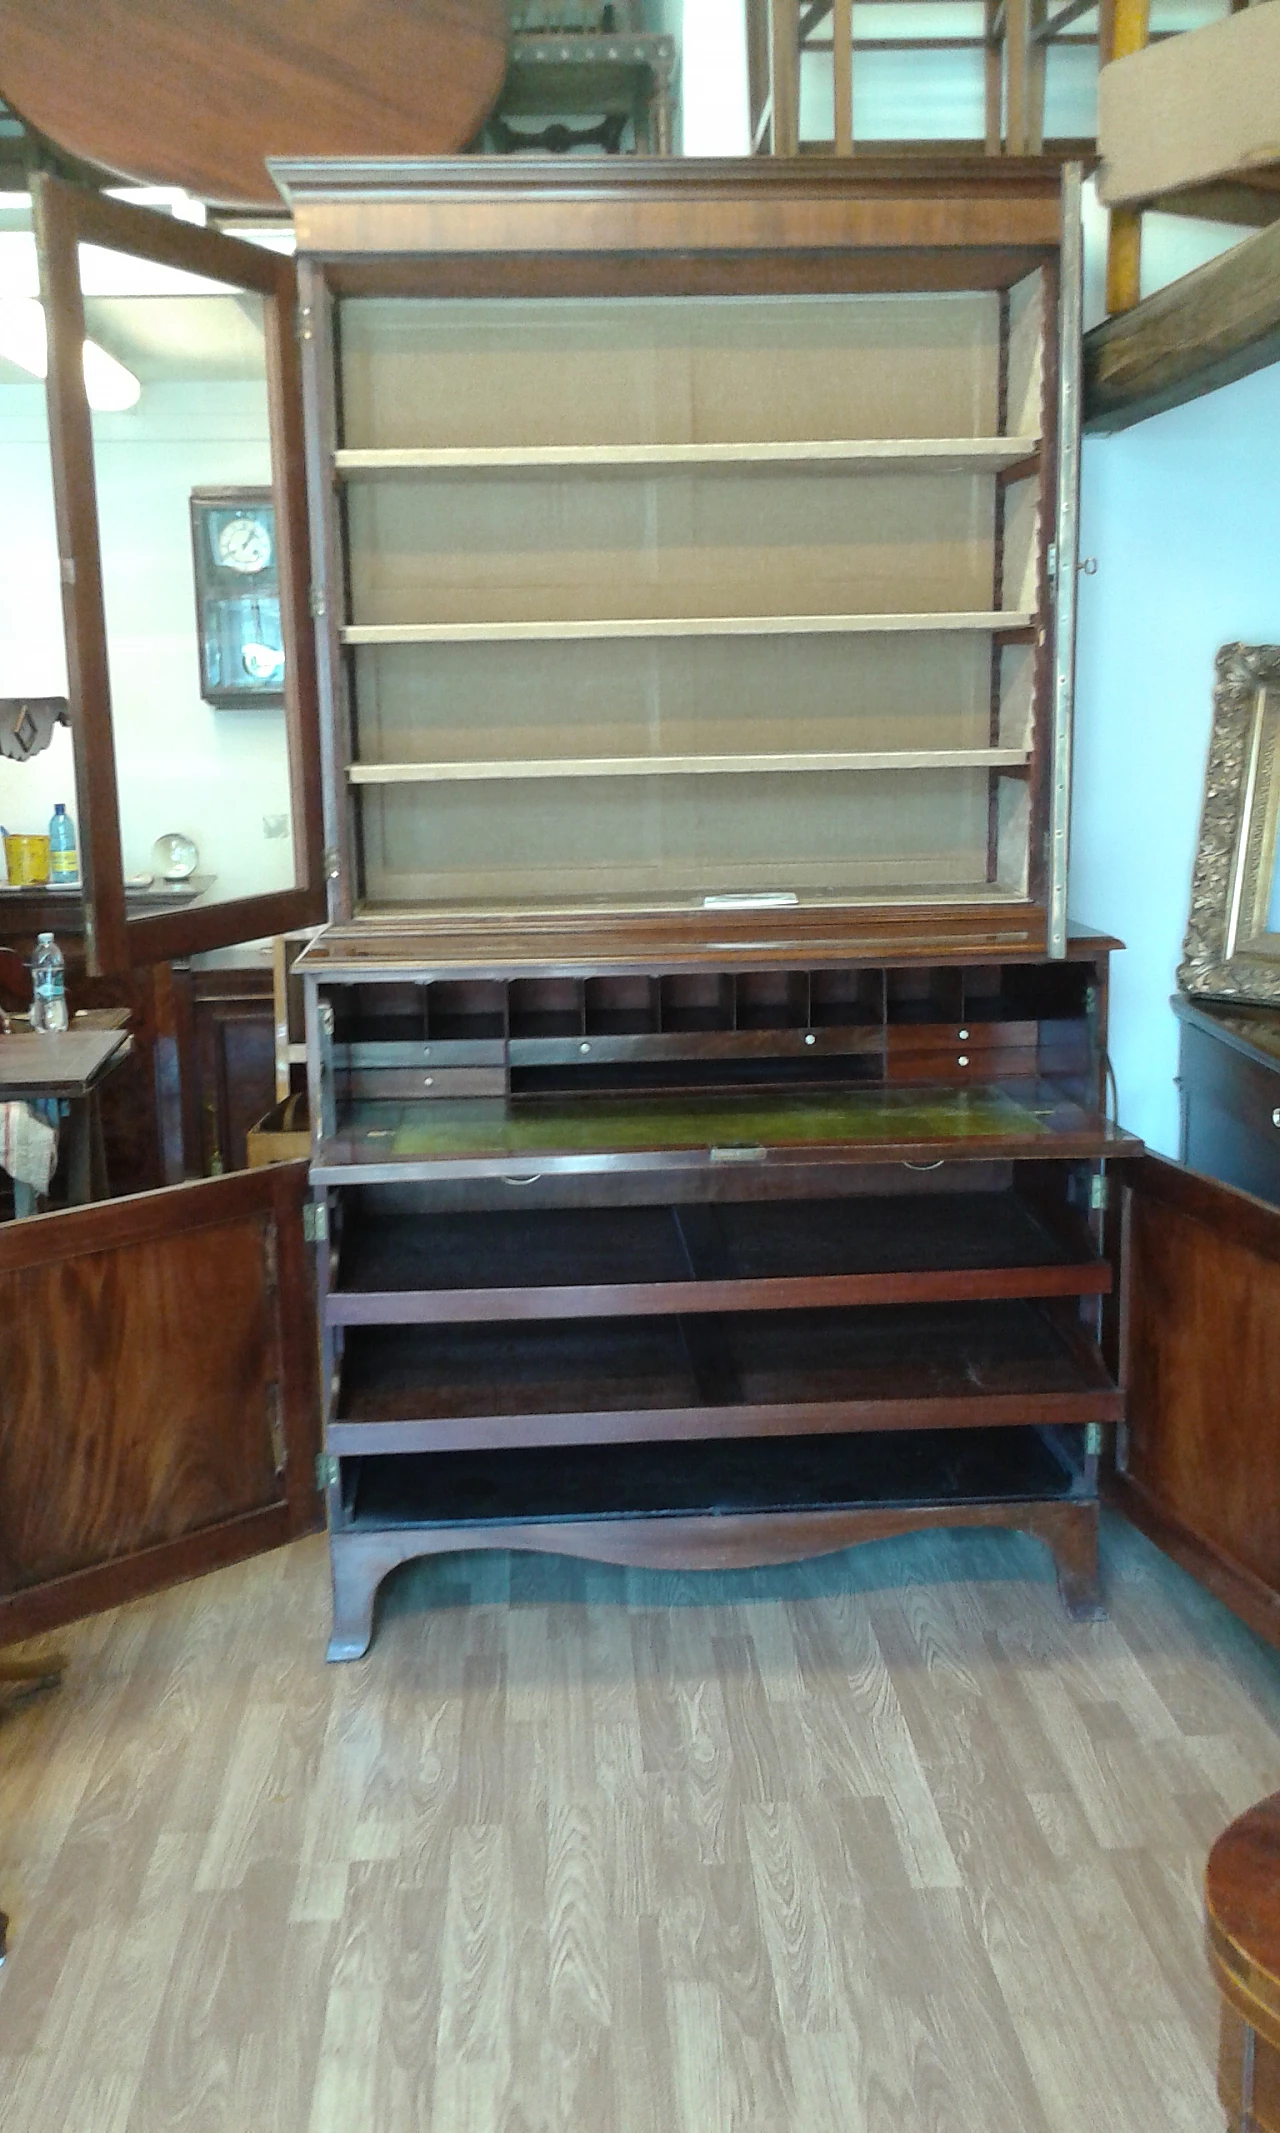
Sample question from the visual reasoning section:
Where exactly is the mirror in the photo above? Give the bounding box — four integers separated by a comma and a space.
1180, 643, 1280, 1003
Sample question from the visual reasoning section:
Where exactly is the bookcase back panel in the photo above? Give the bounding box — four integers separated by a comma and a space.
339, 293, 1003, 451
350, 635, 996, 764
345, 469, 999, 628
358, 767, 996, 907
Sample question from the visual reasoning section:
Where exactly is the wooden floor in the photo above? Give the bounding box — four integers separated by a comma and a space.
1, 1515, 1278, 2133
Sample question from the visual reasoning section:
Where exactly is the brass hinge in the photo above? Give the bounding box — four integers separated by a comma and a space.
1084, 1423, 1103, 1457
323, 847, 341, 882
303, 1201, 328, 1244
316, 1453, 340, 1489
262, 1222, 279, 1291
296, 304, 314, 343
1046, 541, 1057, 583
308, 584, 326, 619
266, 1380, 286, 1473
1089, 1175, 1109, 1212
1115, 1420, 1130, 1474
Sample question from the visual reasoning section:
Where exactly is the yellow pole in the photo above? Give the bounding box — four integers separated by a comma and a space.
1103, 0, 1151, 312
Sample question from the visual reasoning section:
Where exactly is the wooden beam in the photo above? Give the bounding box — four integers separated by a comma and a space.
1027, 0, 1047, 153
770, 0, 800, 157
799, 0, 832, 38
833, 0, 853, 154
1035, 0, 1096, 40
1005, 0, 1029, 153
746, 0, 774, 152
1085, 212, 1280, 432
983, 0, 1001, 156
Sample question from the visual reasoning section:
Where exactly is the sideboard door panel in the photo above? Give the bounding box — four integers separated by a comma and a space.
0, 1162, 320, 1644
1113, 1151, 1280, 1647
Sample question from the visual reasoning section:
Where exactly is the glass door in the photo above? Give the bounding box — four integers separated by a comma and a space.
32, 175, 325, 974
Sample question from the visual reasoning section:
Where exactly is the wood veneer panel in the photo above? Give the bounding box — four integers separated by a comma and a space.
1115, 1154, 1280, 1642
0, 1167, 320, 1614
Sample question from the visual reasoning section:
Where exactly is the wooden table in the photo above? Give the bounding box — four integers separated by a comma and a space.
0, 1017, 132, 1215
1207, 1793, 1280, 2130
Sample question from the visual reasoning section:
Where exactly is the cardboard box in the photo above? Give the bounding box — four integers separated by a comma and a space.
1098, 6, 1280, 209
246, 1093, 310, 1168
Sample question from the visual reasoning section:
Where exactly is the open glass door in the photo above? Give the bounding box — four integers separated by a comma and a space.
32, 175, 325, 975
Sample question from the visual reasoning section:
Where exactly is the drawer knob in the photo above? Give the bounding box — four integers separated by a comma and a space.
804, 1032, 816, 1046
423, 1076, 433, 1087
958, 1055, 970, 1067
579, 1041, 591, 1054
958, 1027, 969, 1040
1272, 1107, 1280, 1129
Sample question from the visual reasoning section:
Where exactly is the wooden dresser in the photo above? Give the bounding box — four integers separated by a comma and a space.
6, 160, 1280, 1669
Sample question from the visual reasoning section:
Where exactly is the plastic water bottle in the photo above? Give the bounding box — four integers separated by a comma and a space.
49, 801, 77, 882
31, 933, 68, 1033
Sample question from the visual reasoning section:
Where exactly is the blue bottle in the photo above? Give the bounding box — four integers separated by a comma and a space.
49, 801, 77, 883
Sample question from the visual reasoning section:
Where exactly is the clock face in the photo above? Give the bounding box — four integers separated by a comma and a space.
215, 513, 272, 574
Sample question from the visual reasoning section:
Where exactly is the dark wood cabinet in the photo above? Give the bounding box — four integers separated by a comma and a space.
186, 965, 278, 1177
1176, 993, 1280, 1208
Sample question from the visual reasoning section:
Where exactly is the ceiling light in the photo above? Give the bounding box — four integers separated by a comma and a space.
0, 295, 140, 410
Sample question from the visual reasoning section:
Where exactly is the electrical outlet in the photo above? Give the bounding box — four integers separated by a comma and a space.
262, 813, 289, 840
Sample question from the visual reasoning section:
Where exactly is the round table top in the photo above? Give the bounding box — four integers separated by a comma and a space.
0, 0, 507, 206
1207, 1791, 1280, 2051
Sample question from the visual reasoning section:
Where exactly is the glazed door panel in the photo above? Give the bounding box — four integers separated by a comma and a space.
32, 175, 326, 975
0, 1162, 320, 1643
1114, 1152, 1280, 1648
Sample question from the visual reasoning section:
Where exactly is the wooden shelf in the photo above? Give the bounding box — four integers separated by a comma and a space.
335, 437, 1041, 476
348, 745, 1031, 786
340, 1427, 1086, 1530
328, 1196, 1111, 1328
328, 1298, 1121, 1454
342, 610, 1034, 647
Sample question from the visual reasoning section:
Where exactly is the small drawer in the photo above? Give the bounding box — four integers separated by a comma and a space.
886, 1020, 1038, 1056
886, 1046, 1037, 1085
338, 1066, 509, 1101
338, 1038, 509, 1069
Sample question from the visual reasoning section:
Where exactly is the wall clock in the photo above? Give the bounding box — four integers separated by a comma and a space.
189, 486, 285, 707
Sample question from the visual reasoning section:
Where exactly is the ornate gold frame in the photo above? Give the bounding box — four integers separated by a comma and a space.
1180, 643, 1280, 1003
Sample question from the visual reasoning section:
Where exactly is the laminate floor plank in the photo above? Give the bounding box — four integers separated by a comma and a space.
2, 1513, 1278, 2133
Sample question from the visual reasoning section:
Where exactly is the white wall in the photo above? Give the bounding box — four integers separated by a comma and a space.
0, 378, 296, 904
1070, 361, 1280, 1154
678, 0, 750, 154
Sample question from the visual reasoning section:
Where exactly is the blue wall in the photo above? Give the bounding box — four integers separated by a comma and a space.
1069, 361, 1280, 1154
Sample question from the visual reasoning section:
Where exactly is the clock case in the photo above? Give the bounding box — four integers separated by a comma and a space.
189, 485, 285, 708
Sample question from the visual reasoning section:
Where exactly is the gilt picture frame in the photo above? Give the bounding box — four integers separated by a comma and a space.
1180, 642, 1280, 1004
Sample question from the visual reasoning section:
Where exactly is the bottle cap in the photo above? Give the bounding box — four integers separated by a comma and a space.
54, 802, 66, 814
36, 931, 53, 943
